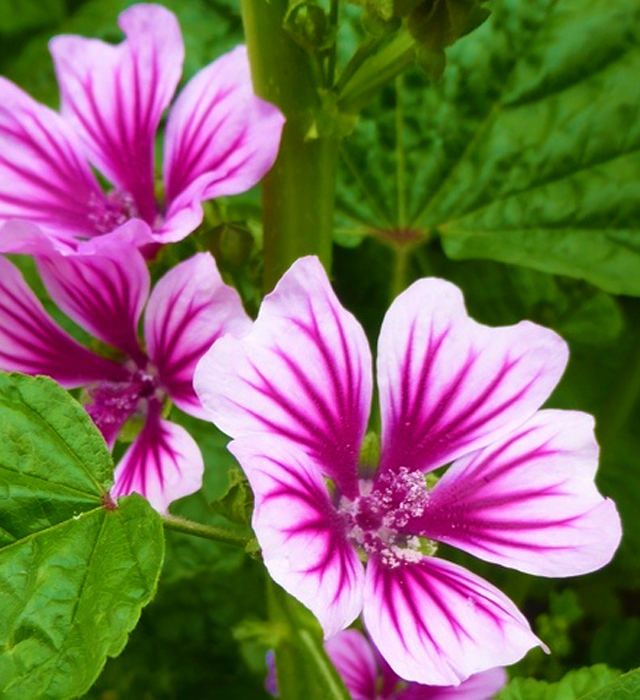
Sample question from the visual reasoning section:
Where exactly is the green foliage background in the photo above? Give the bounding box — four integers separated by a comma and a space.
1, 0, 639, 697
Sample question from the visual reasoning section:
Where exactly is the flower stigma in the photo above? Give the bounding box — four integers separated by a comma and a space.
87, 189, 140, 234
339, 466, 437, 569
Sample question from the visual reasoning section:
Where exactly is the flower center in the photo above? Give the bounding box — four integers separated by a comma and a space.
88, 189, 140, 234
340, 467, 435, 569
85, 369, 159, 440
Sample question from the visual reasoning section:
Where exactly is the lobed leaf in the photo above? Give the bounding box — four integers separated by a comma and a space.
337, 0, 640, 295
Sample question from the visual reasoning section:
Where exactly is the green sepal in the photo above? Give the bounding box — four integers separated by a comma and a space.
210, 465, 255, 526
408, 0, 490, 80
362, 9, 402, 38
284, 0, 335, 52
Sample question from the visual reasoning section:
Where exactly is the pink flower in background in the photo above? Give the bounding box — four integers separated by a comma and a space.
324, 630, 506, 700
0, 3, 284, 254
267, 629, 507, 699
194, 256, 621, 685
0, 230, 250, 511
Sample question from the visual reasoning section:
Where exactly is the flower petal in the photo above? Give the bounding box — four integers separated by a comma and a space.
195, 256, 372, 499
159, 45, 285, 243
229, 435, 365, 638
364, 557, 542, 686
111, 406, 204, 513
377, 278, 568, 476
144, 252, 250, 419
324, 630, 379, 700
0, 255, 127, 386
0, 77, 108, 243
411, 410, 621, 577
50, 4, 184, 223
36, 225, 150, 362
398, 667, 507, 700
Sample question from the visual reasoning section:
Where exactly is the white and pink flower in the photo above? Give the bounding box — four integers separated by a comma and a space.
0, 3, 284, 254
194, 256, 621, 686
0, 230, 250, 512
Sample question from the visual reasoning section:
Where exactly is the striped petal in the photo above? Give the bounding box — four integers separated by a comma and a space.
377, 278, 568, 476
230, 435, 365, 638
195, 256, 372, 499
36, 227, 150, 362
50, 4, 184, 224
111, 406, 204, 513
159, 46, 284, 243
363, 557, 542, 687
0, 77, 107, 243
144, 252, 251, 418
0, 255, 127, 387
325, 630, 379, 700
398, 668, 507, 700
410, 410, 621, 577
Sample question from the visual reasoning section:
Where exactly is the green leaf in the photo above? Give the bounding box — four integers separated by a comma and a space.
497, 665, 621, 700
578, 668, 640, 700
267, 582, 351, 700
0, 373, 164, 700
420, 0, 640, 294
337, 0, 640, 295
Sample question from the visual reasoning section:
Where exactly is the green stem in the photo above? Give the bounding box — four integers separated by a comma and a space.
240, 0, 338, 291
390, 246, 410, 302
334, 35, 380, 95
327, 0, 339, 87
162, 515, 252, 548
337, 30, 416, 112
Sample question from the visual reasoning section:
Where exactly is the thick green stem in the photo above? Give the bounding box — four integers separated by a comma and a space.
241, 0, 338, 290
162, 515, 252, 548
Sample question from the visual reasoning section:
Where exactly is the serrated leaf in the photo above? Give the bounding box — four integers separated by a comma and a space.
0, 373, 164, 700
497, 665, 621, 700
421, 0, 640, 294
578, 668, 640, 700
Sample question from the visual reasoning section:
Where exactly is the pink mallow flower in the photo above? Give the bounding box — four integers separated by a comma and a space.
0, 3, 284, 254
267, 629, 507, 699
0, 229, 250, 511
325, 630, 506, 700
194, 256, 622, 686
